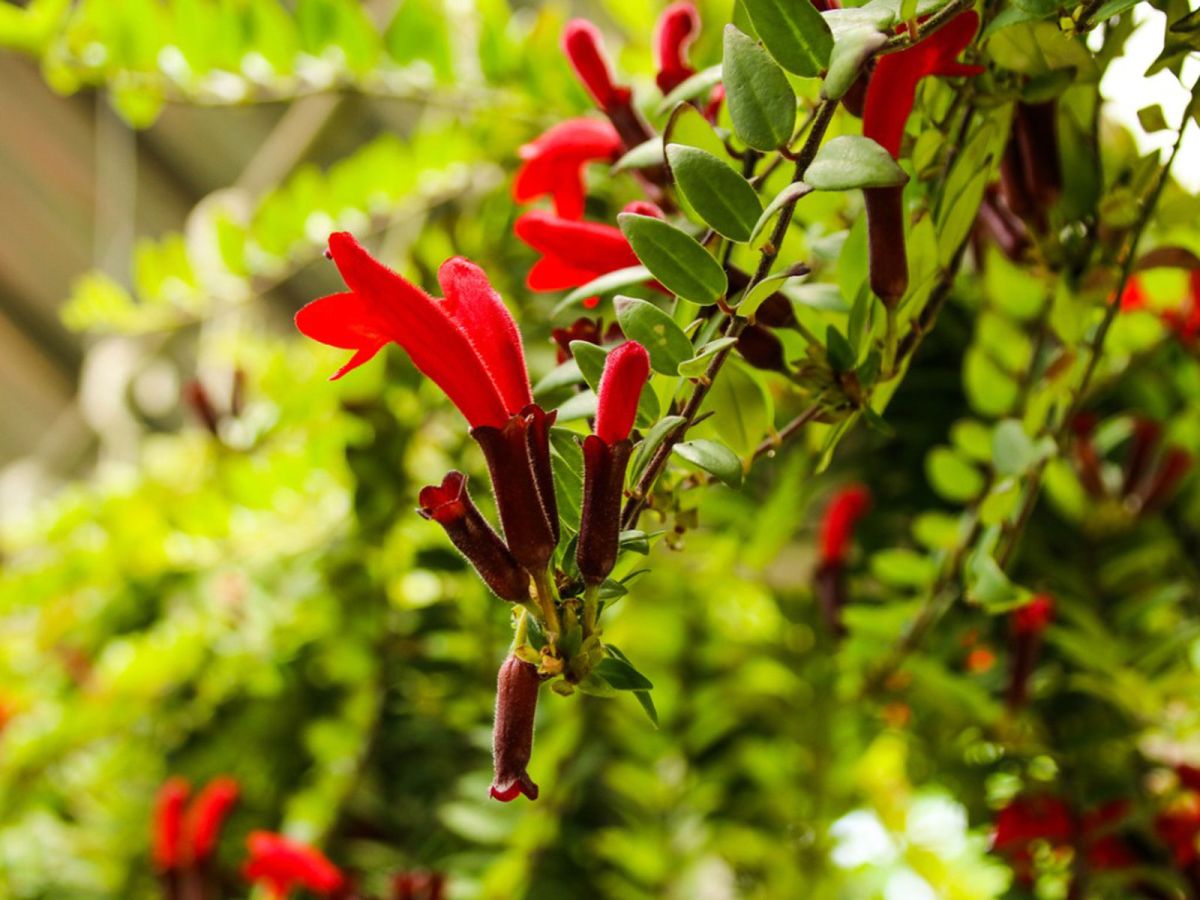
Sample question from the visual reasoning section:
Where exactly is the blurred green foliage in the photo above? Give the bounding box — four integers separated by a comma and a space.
2, 0, 1200, 897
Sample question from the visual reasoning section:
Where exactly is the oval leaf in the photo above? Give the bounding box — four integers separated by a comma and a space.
805, 135, 909, 190
749, 181, 813, 245
673, 438, 744, 487
722, 25, 797, 151
742, 0, 833, 76
614, 296, 695, 375
617, 213, 728, 305
667, 145, 764, 242
822, 25, 887, 101
677, 336, 738, 377
554, 265, 653, 315
612, 137, 666, 173
657, 64, 724, 115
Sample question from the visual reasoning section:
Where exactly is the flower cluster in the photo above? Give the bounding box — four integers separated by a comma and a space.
1070, 413, 1192, 517
992, 795, 1136, 886
154, 776, 240, 896
297, 233, 651, 801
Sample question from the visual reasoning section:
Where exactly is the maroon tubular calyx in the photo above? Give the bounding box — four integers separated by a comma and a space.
490, 655, 541, 802
577, 435, 634, 585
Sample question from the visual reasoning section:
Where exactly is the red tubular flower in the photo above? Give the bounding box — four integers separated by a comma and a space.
153, 777, 191, 872
472, 405, 560, 573
654, 1, 700, 94
515, 211, 641, 298
513, 118, 623, 220
577, 342, 651, 584
418, 472, 531, 601
296, 235, 532, 429
1008, 594, 1053, 709
562, 19, 630, 111
243, 832, 343, 899
1120, 277, 1150, 312
490, 655, 541, 802
186, 776, 239, 865
819, 484, 871, 567
861, 12, 983, 305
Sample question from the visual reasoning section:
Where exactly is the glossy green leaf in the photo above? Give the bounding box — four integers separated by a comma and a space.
657, 65, 723, 115
722, 25, 797, 151
672, 438, 744, 487
667, 145, 763, 242
741, 0, 833, 76
749, 181, 813, 246
617, 214, 728, 305
926, 446, 986, 503
677, 337, 738, 377
822, 25, 887, 101
805, 135, 909, 191
613, 296, 695, 375
595, 655, 654, 691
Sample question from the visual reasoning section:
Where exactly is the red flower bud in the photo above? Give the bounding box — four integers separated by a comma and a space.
562, 19, 630, 112
186, 776, 239, 865
575, 344, 648, 583
419, 472, 531, 601
490, 655, 541, 802
863, 185, 909, 306
1070, 413, 1106, 499
296, 236, 531, 429
1140, 448, 1192, 513
975, 186, 1031, 262
1013, 593, 1054, 637
243, 832, 343, 899
1008, 594, 1053, 709
472, 405, 560, 573
594, 341, 650, 446
514, 118, 623, 220
654, 1, 701, 95
819, 484, 871, 567
551, 317, 624, 363
393, 871, 446, 900
153, 777, 190, 872
734, 324, 788, 372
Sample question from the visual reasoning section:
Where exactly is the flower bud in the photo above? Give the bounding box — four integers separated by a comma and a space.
1070, 414, 1107, 499
819, 484, 871, 568
490, 655, 541, 802
813, 560, 848, 638
562, 19, 630, 112
734, 324, 788, 372
1121, 417, 1162, 498
1008, 593, 1053, 709
418, 472, 531, 601
864, 186, 908, 306
654, 1, 700, 95
577, 436, 634, 585
1140, 448, 1192, 514
472, 406, 560, 573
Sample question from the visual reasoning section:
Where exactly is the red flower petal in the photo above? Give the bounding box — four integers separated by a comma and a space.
185, 777, 239, 864
317, 233, 511, 428
1012, 593, 1054, 636
819, 484, 871, 566
153, 777, 190, 872
863, 12, 983, 158
513, 118, 622, 219
562, 19, 630, 110
595, 341, 651, 444
654, 1, 701, 94
438, 257, 533, 415
244, 832, 343, 898
515, 211, 639, 274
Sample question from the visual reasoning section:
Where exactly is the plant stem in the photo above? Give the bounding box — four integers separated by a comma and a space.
582, 583, 600, 637
532, 567, 562, 643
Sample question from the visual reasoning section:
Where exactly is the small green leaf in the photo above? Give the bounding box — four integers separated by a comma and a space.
738, 271, 802, 319
741, 0, 834, 76
722, 25, 797, 151
749, 181, 813, 246
617, 214, 728, 305
595, 656, 654, 691
570, 340, 609, 392
1137, 104, 1169, 133
629, 415, 687, 484
618, 530, 653, 555
991, 419, 1036, 477
825, 325, 856, 372
822, 26, 888, 101
657, 65, 724, 115
667, 145, 764, 242
677, 337, 738, 377
966, 549, 1029, 611
614, 296, 695, 375
805, 135, 909, 190
927, 446, 986, 503
554, 265, 653, 315
673, 439, 744, 487
612, 137, 666, 173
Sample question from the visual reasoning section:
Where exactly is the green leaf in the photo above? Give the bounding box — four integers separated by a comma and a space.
966, 548, 1029, 611
657, 65, 724, 115
595, 655, 654, 691
612, 137, 666, 173
677, 337, 738, 377
629, 415, 687, 485
741, 0, 833, 76
722, 25, 797, 151
554, 265, 653, 315
738, 271, 803, 319
926, 446, 986, 503
1137, 104, 1169, 133
825, 325, 856, 372
991, 419, 1036, 477
602, 646, 660, 725
613, 296, 694, 376
823, 26, 888, 100
667, 145, 764, 242
617, 214, 728, 305
749, 181, 813, 246
570, 340, 609, 392
805, 135, 909, 190
672, 439, 744, 487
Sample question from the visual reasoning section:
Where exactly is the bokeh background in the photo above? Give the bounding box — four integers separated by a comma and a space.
2, 0, 1199, 898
